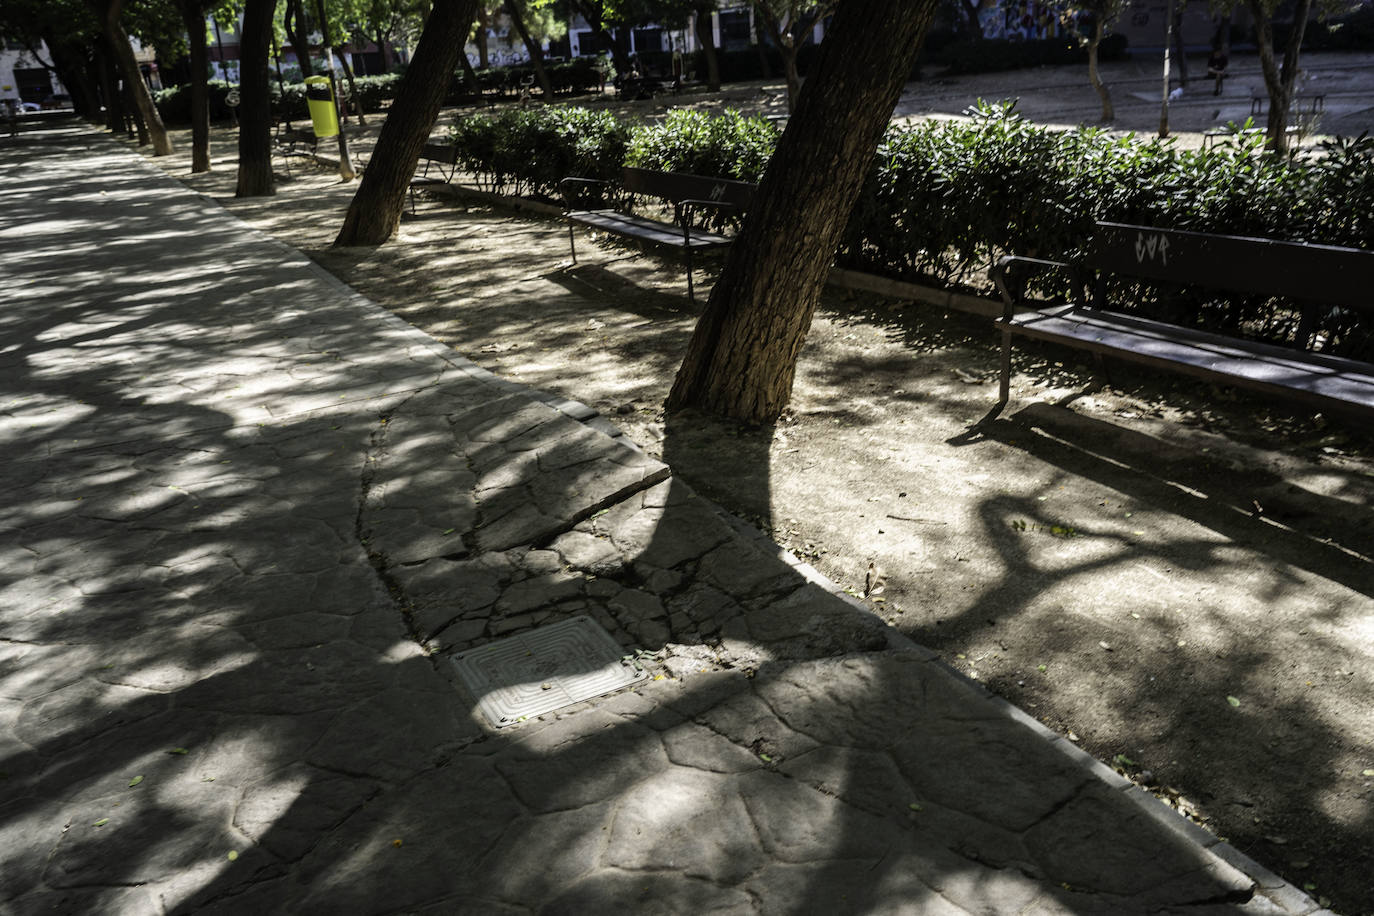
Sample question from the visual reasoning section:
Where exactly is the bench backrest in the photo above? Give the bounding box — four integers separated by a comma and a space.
621, 166, 756, 209
420, 141, 459, 165
1085, 222, 1374, 312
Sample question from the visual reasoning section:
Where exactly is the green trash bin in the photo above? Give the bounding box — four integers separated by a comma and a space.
304, 76, 339, 138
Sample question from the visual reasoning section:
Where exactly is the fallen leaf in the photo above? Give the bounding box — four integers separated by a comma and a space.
1361, 769, 1374, 777
1099, 641, 1112, 651
93, 818, 109, 827
392, 838, 403, 848
128, 776, 143, 787
907, 803, 923, 811
1036, 664, 1048, 672
759, 753, 773, 762
167, 748, 189, 755
1226, 696, 1241, 707
227, 850, 238, 862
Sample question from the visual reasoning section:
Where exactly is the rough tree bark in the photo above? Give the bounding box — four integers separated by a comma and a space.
334, 0, 479, 245
236, 0, 276, 196
666, 0, 936, 423
178, 0, 211, 172
1249, 0, 1313, 155
506, 0, 554, 98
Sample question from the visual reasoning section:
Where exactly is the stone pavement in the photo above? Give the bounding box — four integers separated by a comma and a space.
0, 122, 1329, 915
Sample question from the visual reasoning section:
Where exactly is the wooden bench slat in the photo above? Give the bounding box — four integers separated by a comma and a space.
1011, 305, 1374, 410
567, 209, 733, 250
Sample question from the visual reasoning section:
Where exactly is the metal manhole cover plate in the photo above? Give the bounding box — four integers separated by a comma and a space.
451, 616, 647, 728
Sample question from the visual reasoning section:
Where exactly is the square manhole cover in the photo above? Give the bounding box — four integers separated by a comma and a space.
451, 616, 647, 728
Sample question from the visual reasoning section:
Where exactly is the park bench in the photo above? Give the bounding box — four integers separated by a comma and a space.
408, 141, 460, 214
560, 166, 757, 302
273, 123, 318, 176
991, 221, 1374, 419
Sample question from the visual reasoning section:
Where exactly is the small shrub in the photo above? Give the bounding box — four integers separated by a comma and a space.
449, 105, 629, 198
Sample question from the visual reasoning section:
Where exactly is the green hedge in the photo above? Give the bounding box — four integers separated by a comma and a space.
449, 106, 629, 198
447, 102, 1373, 358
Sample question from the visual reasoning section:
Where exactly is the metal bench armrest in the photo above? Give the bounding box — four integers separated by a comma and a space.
991, 255, 1069, 320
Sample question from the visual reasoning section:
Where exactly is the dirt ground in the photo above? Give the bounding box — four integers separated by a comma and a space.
136, 50, 1374, 914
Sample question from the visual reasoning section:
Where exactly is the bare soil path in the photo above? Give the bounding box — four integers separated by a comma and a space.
142, 54, 1374, 912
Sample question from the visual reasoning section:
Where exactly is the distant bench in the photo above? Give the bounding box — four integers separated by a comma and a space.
408, 141, 459, 213
560, 167, 756, 302
991, 222, 1374, 419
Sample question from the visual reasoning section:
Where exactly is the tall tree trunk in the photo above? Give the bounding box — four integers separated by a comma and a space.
1249, 0, 1312, 155
93, 1, 173, 155
1088, 17, 1113, 121
236, 0, 275, 196
97, 43, 122, 132
666, 0, 935, 423
312, 0, 357, 180
1171, 3, 1188, 86
476, 7, 490, 68
285, 0, 314, 78
693, 6, 721, 91
506, 0, 554, 98
337, 45, 365, 124
335, 0, 479, 245
179, 0, 211, 172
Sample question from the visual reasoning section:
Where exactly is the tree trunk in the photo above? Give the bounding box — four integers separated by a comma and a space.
179, 0, 211, 172
1249, 0, 1311, 155
335, 0, 479, 245
1088, 17, 1113, 122
476, 7, 490, 69
574, 0, 631, 76
336, 45, 365, 124
666, 0, 935, 423
693, 7, 721, 91
94, 2, 173, 155
312, 0, 357, 180
236, 0, 275, 197
506, 0, 554, 98
285, 0, 314, 78
97, 43, 122, 132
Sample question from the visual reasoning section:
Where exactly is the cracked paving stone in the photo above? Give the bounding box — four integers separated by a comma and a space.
473, 802, 613, 903
493, 708, 670, 813
736, 768, 901, 863
284, 762, 522, 915
234, 767, 383, 862
605, 767, 765, 884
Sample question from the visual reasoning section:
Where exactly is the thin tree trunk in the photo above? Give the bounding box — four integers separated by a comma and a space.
1088, 17, 1113, 121
179, 0, 211, 172
337, 46, 365, 124
1249, 0, 1311, 155
666, 0, 936, 423
97, 43, 122, 131
693, 6, 721, 91
476, 7, 490, 68
285, 0, 314, 79
335, 0, 479, 245
95, 2, 173, 155
506, 0, 554, 98
312, 0, 357, 180
236, 0, 275, 196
